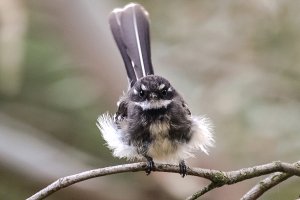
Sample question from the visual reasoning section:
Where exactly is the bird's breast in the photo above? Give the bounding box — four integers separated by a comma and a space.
149, 119, 170, 137
147, 118, 179, 160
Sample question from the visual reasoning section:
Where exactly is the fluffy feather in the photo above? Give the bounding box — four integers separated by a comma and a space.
97, 113, 214, 163
184, 116, 214, 155
96, 113, 140, 160
149, 115, 214, 163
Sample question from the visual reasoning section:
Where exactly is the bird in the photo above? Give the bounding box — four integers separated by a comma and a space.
97, 3, 214, 177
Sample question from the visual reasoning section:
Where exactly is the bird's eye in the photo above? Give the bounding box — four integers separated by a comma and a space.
139, 90, 145, 97
161, 89, 167, 96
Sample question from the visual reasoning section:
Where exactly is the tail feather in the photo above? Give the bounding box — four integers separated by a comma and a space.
109, 10, 137, 86
109, 3, 154, 87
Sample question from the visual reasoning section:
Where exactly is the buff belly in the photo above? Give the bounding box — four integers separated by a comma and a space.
147, 120, 179, 162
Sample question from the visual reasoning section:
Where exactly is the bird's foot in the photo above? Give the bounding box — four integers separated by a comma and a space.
179, 160, 187, 178
145, 156, 155, 175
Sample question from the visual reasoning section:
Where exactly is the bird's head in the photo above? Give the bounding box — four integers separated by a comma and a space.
129, 75, 175, 110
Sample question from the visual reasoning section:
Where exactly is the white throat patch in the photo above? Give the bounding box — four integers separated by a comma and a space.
134, 99, 171, 110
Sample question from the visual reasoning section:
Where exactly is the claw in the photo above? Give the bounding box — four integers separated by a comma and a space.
145, 156, 155, 175
179, 160, 187, 178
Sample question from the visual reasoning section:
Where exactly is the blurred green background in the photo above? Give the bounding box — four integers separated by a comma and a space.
0, 0, 299, 199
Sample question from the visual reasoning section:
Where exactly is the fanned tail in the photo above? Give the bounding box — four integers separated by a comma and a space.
109, 3, 154, 87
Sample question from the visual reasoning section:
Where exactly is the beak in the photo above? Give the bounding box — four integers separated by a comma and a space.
149, 92, 158, 100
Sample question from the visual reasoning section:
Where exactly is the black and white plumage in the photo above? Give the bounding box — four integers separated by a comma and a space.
97, 3, 214, 177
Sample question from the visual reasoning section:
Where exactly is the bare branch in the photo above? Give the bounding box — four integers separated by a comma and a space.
226, 161, 300, 183
241, 161, 300, 200
27, 161, 300, 200
27, 162, 215, 200
241, 172, 292, 200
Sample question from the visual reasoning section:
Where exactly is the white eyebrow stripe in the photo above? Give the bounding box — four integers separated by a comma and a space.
158, 84, 165, 90
141, 84, 147, 90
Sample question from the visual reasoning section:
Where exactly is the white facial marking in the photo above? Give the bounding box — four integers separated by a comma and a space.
158, 84, 165, 90
133, 89, 138, 94
168, 87, 172, 92
134, 99, 172, 110
141, 84, 147, 90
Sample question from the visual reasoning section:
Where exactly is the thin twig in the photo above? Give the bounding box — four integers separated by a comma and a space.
241, 161, 300, 200
27, 161, 300, 200
185, 182, 219, 200
241, 172, 292, 200
27, 162, 214, 200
